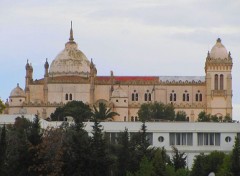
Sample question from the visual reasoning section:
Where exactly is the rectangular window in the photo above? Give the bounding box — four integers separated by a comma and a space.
170, 133, 175, 145
198, 133, 220, 146
187, 133, 193, 145
146, 133, 153, 145
169, 133, 193, 146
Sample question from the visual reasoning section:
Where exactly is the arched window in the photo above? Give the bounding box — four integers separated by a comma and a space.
144, 90, 151, 102
196, 91, 202, 102
199, 94, 202, 101
195, 94, 198, 101
131, 116, 134, 121
69, 94, 72, 100
132, 90, 138, 101
148, 94, 151, 101
220, 74, 224, 90
136, 93, 138, 101
183, 91, 189, 102
135, 117, 138, 121
215, 74, 219, 90
170, 90, 176, 102
144, 93, 148, 101
65, 94, 68, 100
124, 116, 126, 122
132, 93, 134, 101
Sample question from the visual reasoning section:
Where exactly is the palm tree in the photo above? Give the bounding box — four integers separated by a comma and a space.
92, 102, 119, 121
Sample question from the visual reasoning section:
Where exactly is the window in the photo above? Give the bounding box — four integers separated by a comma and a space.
65, 94, 68, 100
69, 94, 72, 100
225, 136, 231, 142
220, 74, 224, 90
144, 90, 151, 101
169, 133, 193, 146
135, 116, 138, 121
196, 90, 202, 102
158, 136, 164, 142
197, 133, 220, 146
116, 99, 118, 102
124, 116, 126, 121
215, 74, 219, 90
183, 90, 189, 102
132, 90, 138, 101
170, 90, 176, 102
131, 116, 134, 121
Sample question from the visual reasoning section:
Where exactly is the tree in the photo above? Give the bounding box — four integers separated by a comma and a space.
28, 128, 64, 175
116, 128, 131, 176
5, 116, 33, 175
0, 99, 6, 114
152, 148, 167, 176
134, 156, 154, 176
210, 115, 219, 122
197, 111, 211, 122
0, 125, 7, 175
50, 101, 92, 123
204, 151, 225, 174
137, 103, 152, 122
138, 102, 175, 122
92, 102, 119, 121
62, 122, 92, 176
231, 137, 240, 176
28, 114, 42, 146
171, 146, 186, 171
190, 153, 207, 176
90, 120, 113, 176
175, 111, 188, 121
190, 151, 226, 176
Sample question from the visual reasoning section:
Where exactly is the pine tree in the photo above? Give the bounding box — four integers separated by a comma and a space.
231, 136, 240, 176
152, 148, 167, 176
171, 146, 186, 171
0, 125, 7, 175
117, 128, 130, 176
90, 120, 112, 176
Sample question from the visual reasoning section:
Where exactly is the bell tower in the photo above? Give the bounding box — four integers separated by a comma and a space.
205, 38, 233, 118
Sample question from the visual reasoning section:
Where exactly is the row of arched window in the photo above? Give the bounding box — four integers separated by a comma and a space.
132, 90, 152, 102
170, 90, 202, 102
215, 74, 224, 90
65, 93, 73, 101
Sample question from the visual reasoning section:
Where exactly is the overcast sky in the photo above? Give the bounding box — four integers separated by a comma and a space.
1, 0, 240, 119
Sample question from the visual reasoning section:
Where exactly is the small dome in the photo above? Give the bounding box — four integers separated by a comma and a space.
112, 86, 128, 98
49, 23, 90, 77
210, 38, 228, 59
10, 84, 25, 97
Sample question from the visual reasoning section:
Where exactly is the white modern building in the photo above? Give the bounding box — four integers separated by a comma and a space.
0, 114, 239, 168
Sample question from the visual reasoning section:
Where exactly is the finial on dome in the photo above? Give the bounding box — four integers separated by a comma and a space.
217, 38, 221, 43
69, 21, 74, 42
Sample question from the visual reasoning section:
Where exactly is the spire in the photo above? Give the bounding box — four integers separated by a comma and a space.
69, 21, 74, 42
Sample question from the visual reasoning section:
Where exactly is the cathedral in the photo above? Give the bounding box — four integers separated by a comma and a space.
6, 24, 233, 122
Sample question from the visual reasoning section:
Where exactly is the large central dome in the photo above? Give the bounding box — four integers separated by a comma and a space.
49, 23, 90, 77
